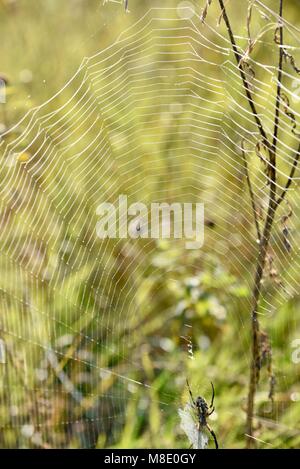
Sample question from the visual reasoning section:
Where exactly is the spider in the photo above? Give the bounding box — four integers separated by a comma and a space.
186, 379, 218, 449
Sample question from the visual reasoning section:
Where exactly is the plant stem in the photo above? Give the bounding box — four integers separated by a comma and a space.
277, 140, 300, 205
218, 0, 284, 447
241, 140, 261, 240
218, 0, 270, 149
246, 0, 283, 447
245, 197, 277, 447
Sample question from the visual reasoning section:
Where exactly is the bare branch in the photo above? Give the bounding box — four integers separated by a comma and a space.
200, 0, 213, 23
277, 140, 300, 205
245, 0, 284, 448
218, 0, 270, 149
241, 140, 261, 240
271, 0, 284, 181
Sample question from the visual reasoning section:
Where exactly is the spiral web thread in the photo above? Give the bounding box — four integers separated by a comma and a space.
0, 0, 300, 448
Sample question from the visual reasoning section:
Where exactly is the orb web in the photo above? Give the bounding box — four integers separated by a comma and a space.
0, 0, 300, 448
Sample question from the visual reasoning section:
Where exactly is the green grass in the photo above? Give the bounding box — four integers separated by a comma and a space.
1, 0, 300, 449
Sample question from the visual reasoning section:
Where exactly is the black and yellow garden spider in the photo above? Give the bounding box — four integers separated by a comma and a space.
186, 379, 219, 449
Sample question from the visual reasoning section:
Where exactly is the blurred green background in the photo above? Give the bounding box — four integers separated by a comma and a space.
1, 0, 300, 449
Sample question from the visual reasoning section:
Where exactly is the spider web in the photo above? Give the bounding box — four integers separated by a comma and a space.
0, 0, 300, 448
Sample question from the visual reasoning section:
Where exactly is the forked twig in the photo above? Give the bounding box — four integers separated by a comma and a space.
218, 0, 270, 150
241, 140, 261, 240
217, 0, 290, 448
277, 140, 300, 205
272, 5, 284, 174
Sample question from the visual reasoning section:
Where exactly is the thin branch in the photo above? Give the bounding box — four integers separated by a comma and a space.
241, 140, 261, 240
271, 0, 284, 184
214, 0, 294, 448
277, 140, 300, 205
245, 0, 284, 448
218, 0, 270, 149
216, 0, 286, 449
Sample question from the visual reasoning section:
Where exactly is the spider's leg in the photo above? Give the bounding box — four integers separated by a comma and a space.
197, 426, 201, 450
207, 406, 215, 416
206, 423, 218, 449
209, 381, 215, 408
186, 379, 196, 406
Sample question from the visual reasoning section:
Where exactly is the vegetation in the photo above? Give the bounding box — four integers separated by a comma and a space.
1, 0, 300, 449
